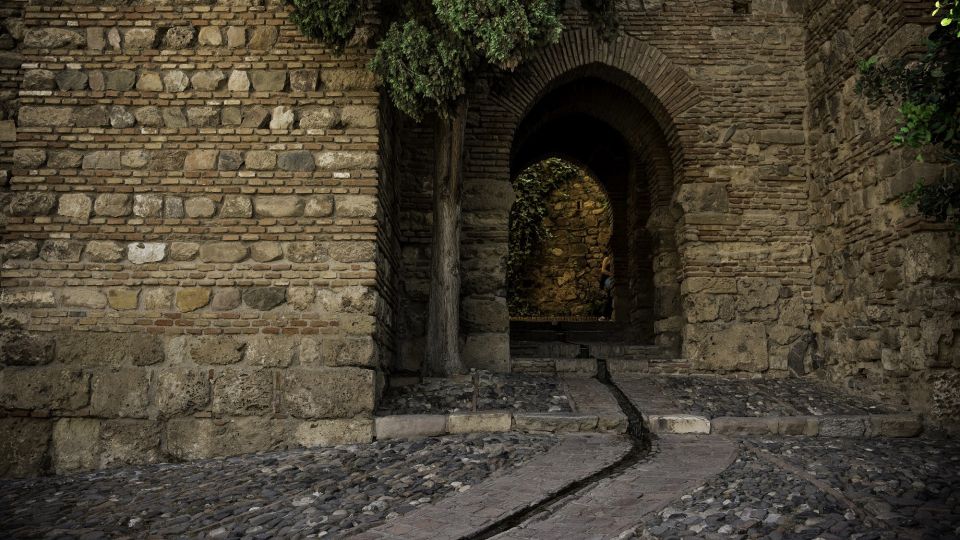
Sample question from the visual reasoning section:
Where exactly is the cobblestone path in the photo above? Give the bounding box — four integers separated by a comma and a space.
377, 373, 572, 415
0, 433, 556, 538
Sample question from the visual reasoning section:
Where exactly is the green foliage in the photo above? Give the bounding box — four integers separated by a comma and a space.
288, 0, 363, 49
507, 158, 582, 316
934, 0, 960, 37
857, 3, 960, 225
580, 0, 619, 41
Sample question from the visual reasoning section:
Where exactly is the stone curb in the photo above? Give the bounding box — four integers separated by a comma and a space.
374, 410, 626, 440
643, 412, 923, 438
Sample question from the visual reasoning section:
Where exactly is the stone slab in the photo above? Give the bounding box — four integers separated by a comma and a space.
374, 414, 447, 440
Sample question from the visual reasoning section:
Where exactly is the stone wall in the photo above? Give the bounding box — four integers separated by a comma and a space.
804, 0, 960, 430
395, 0, 813, 372
511, 172, 612, 317
0, 0, 388, 477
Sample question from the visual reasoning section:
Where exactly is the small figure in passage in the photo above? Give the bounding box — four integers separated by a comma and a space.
599, 248, 614, 320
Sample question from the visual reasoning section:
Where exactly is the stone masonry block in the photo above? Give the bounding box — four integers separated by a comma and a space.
294, 418, 374, 447
0, 367, 89, 411
282, 368, 375, 419
90, 369, 152, 418
447, 412, 513, 434
211, 369, 274, 416
375, 415, 447, 440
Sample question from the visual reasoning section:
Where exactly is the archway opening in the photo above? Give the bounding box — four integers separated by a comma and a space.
508, 158, 613, 320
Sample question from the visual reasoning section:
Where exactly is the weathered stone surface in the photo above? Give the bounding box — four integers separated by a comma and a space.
13, 148, 45, 169
0, 367, 89, 411
184, 197, 217, 218
646, 414, 711, 434
102, 69, 136, 91
282, 368, 375, 418
8, 192, 56, 216
0, 418, 52, 478
169, 242, 200, 261
315, 150, 378, 170
287, 286, 316, 310
61, 288, 107, 309
136, 71, 163, 92
184, 149, 218, 171
270, 106, 295, 130
106, 288, 139, 310
162, 70, 190, 92
226, 26, 245, 48
0, 240, 39, 261
85, 240, 125, 262
0, 290, 56, 308
161, 108, 187, 128
246, 336, 297, 368
190, 70, 225, 91
176, 288, 210, 312
374, 415, 447, 440
83, 151, 122, 170
24, 28, 85, 49
254, 195, 302, 217
47, 150, 84, 169
447, 412, 513, 434
110, 107, 137, 129
90, 369, 151, 418
316, 285, 377, 314
249, 70, 286, 92
74, 105, 111, 127
189, 336, 245, 364
210, 288, 242, 311
162, 26, 195, 49
97, 420, 162, 470
0, 328, 54, 367
18, 106, 73, 127
55, 69, 87, 91
328, 241, 376, 263
134, 106, 163, 127
211, 369, 273, 416
55, 333, 164, 367
305, 195, 335, 217
818, 416, 867, 437
685, 322, 770, 372
94, 193, 131, 217
336, 194, 377, 218
250, 241, 283, 262
123, 28, 156, 49
241, 107, 271, 128
143, 288, 173, 310
294, 418, 374, 447
133, 194, 163, 217
127, 242, 166, 264
242, 287, 286, 310
322, 336, 377, 367
40, 240, 83, 262
300, 108, 339, 129
247, 26, 278, 49
200, 242, 249, 263
120, 150, 150, 169
227, 70, 249, 92
711, 416, 779, 436
320, 68, 375, 90
22, 69, 55, 90
244, 150, 276, 170
186, 106, 219, 127
197, 26, 222, 46
340, 105, 377, 128
155, 369, 209, 416
217, 150, 244, 171
289, 69, 318, 92
277, 150, 314, 171
219, 195, 252, 217
285, 241, 327, 263
150, 150, 187, 171
51, 418, 99, 474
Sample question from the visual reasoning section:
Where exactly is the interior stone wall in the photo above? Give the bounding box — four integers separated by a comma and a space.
511, 172, 612, 317
0, 0, 390, 477
804, 0, 960, 431
395, 0, 813, 372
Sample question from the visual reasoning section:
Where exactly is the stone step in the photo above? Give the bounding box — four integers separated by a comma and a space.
509, 357, 597, 376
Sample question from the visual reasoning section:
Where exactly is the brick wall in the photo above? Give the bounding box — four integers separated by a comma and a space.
804, 0, 960, 430
0, 0, 388, 476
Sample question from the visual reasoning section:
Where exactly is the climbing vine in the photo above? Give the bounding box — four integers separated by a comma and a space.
507, 158, 582, 316
857, 0, 960, 226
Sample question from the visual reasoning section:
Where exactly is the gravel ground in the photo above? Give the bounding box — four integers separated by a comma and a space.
654, 376, 894, 417
635, 436, 960, 540
377, 372, 572, 415
0, 433, 557, 539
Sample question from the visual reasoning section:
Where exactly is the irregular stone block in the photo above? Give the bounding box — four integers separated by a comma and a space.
226, 26, 246, 48
254, 195, 303, 217
322, 336, 377, 367
8, 192, 56, 216
18, 106, 74, 127
0, 289, 55, 308
176, 288, 210, 312
241, 107, 271, 128
278, 150, 314, 171
184, 197, 217, 218
128, 242, 166, 264
47, 150, 84, 169
134, 106, 163, 127
287, 286, 315, 310
22, 69, 55, 90
249, 70, 286, 92
184, 149, 219, 171
818, 416, 866, 437
133, 194, 163, 217
83, 151, 122, 170
246, 335, 297, 367
200, 242, 249, 263
52, 418, 99, 474
250, 241, 283, 262
245, 150, 277, 170
136, 71, 163, 92
161, 108, 188, 128
90, 369, 151, 418
375, 415, 447, 440
187, 106, 219, 127
123, 28, 156, 49
55, 69, 88, 91
711, 416, 779, 436
217, 150, 245, 171
190, 70, 225, 91
84, 240, 125, 262
0, 328, 54, 366
162, 26, 195, 49
327, 241, 375, 263
270, 106, 295, 130
211, 369, 274, 416
447, 412, 513, 434
197, 27, 222, 46
227, 70, 249, 92
40, 240, 83, 262
61, 288, 107, 309
320, 68, 375, 90
314, 150, 378, 170
300, 108, 338, 129
304, 195, 334, 217
169, 242, 200, 261
162, 70, 190, 92
289, 69, 318, 91
336, 194, 377, 218
285, 241, 328, 263
0, 240, 39, 261
0, 367, 89, 410
210, 288, 242, 311
778, 416, 819, 436
514, 413, 599, 433
295, 418, 374, 447
155, 369, 210, 416
248, 26, 278, 49
340, 105, 377, 128
0, 418, 53, 477
189, 336, 245, 364
866, 414, 923, 438
143, 288, 173, 310
111, 107, 136, 129
684, 322, 769, 372
102, 69, 136, 91
164, 417, 284, 461
220, 195, 252, 218
243, 287, 286, 310
98, 420, 162, 470
283, 368, 375, 419
646, 414, 711, 434
106, 288, 139, 310
13, 148, 46, 169
55, 332, 164, 367
94, 193, 131, 217
24, 28, 86, 49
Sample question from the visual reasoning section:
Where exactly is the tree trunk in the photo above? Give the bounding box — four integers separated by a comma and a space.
425, 98, 468, 377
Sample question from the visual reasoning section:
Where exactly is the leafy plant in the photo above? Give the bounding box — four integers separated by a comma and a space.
858, 2, 960, 225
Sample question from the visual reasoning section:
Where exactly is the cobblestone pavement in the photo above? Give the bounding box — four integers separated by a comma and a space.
0, 433, 556, 539
377, 372, 572, 415
649, 376, 895, 417
634, 436, 960, 540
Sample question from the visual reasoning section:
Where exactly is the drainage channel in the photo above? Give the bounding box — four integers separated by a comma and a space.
464, 359, 651, 540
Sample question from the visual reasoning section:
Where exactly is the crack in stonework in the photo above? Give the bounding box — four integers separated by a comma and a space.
464, 360, 651, 540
